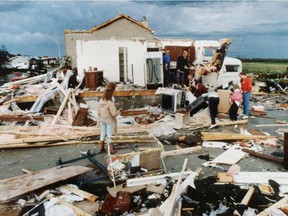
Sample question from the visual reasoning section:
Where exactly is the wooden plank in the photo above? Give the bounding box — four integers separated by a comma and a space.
58, 200, 92, 216
0, 115, 44, 122
209, 145, 247, 165
247, 129, 267, 136
201, 132, 273, 141
120, 109, 148, 116
216, 119, 248, 126
51, 88, 72, 125
164, 158, 188, 216
60, 185, 98, 202
233, 172, 288, 185
126, 171, 193, 187
79, 89, 157, 97
257, 196, 288, 216
242, 148, 283, 164
233, 187, 255, 216
161, 146, 202, 158
0, 140, 100, 149
72, 108, 89, 126
0, 166, 92, 203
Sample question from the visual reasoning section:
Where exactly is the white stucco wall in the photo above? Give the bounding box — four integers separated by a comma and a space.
76, 39, 147, 86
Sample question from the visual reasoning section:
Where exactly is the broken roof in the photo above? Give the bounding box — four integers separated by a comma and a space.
64, 13, 153, 34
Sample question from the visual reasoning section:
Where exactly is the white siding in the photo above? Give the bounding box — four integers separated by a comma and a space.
76, 39, 147, 86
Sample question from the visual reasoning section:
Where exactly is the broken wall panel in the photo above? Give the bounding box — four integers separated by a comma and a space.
0, 166, 92, 203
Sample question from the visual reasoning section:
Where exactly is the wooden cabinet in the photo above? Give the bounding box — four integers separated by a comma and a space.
84, 71, 103, 90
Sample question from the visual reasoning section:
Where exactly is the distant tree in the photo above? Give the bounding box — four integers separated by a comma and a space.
0, 45, 10, 66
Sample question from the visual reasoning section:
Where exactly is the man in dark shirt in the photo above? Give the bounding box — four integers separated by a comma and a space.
176, 50, 190, 86
68, 67, 79, 88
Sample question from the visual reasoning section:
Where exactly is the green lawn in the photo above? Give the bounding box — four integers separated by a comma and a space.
242, 61, 288, 75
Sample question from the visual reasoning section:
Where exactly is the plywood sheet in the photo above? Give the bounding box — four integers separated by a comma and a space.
0, 165, 92, 203
209, 145, 247, 165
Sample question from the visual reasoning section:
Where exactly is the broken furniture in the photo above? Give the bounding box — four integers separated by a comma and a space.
106, 135, 164, 185
84, 70, 103, 90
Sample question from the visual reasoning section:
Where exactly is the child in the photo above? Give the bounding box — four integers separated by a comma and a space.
229, 85, 243, 121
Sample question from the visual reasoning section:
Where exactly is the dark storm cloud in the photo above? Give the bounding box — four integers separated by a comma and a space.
0, 0, 287, 58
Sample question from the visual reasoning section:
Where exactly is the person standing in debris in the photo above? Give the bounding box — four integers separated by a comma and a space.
176, 50, 191, 86
201, 89, 220, 129
68, 67, 79, 89
97, 89, 120, 153
163, 50, 171, 87
229, 85, 243, 121
192, 78, 208, 98
105, 82, 118, 135
240, 72, 252, 119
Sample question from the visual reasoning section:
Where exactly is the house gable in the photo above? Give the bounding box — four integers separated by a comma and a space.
90, 13, 153, 34
64, 14, 154, 67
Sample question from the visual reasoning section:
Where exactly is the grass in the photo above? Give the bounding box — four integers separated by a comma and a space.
242, 61, 288, 76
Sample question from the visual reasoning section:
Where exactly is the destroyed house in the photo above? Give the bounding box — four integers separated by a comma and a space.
64, 14, 166, 87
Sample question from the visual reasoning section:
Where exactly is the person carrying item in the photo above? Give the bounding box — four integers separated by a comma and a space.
96, 89, 121, 153
201, 89, 220, 129
192, 78, 208, 98
239, 72, 252, 119
176, 50, 190, 86
229, 84, 243, 121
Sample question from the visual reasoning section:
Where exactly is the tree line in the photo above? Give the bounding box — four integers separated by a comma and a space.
240, 58, 288, 63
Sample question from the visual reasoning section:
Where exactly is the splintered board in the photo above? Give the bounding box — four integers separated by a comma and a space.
0, 165, 92, 203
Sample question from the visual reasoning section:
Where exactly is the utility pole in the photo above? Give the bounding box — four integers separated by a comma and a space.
47, 35, 61, 59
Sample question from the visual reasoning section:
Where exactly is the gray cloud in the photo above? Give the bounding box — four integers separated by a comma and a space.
0, 1, 287, 58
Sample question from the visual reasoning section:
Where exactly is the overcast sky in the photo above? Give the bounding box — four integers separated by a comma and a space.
1, 0, 287, 59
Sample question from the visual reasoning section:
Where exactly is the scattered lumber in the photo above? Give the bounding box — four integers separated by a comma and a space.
58, 200, 93, 216
207, 145, 247, 165
242, 148, 284, 164
216, 119, 248, 126
72, 107, 89, 126
257, 196, 288, 216
201, 132, 274, 141
60, 185, 98, 202
233, 186, 255, 216
161, 146, 202, 158
0, 114, 44, 122
164, 158, 188, 216
233, 172, 288, 185
120, 109, 148, 116
51, 88, 72, 125
0, 140, 100, 149
126, 171, 193, 188
0, 165, 92, 203
247, 129, 267, 136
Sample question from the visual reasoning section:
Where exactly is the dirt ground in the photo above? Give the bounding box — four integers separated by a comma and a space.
0, 93, 287, 183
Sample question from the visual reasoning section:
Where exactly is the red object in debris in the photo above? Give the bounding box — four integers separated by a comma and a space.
113, 191, 132, 214
101, 194, 117, 214
239, 142, 251, 148
10, 83, 20, 89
